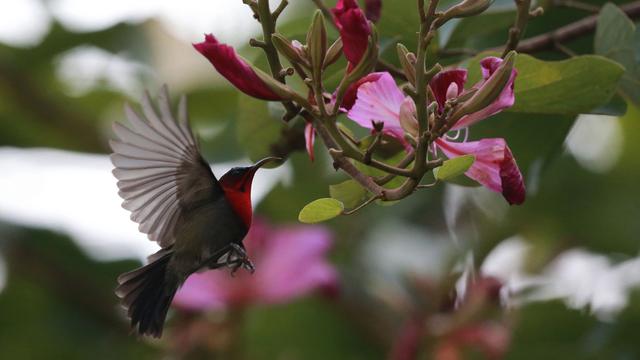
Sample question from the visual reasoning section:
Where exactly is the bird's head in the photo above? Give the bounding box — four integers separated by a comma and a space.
219, 157, 282, 193
219, 157, 282, 227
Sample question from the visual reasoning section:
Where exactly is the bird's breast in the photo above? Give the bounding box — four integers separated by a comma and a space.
222, 189, 253, 227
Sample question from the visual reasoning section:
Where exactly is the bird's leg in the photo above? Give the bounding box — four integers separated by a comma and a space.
198, 244, 255, 275
227, 244, 255, 276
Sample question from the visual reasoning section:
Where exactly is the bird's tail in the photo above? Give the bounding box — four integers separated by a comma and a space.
115, 249, 178, 338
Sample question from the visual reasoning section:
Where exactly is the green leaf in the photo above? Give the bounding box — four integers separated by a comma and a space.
298, 198, 344, 223
467, 53, 625, 115
595, 3, 640, 105
329, 180, 367, 209
236, 95, 284, 162
435, 155, 475, 181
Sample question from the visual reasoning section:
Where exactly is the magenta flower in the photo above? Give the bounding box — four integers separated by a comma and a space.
342, 71, 385, 110
450, 57, 518, 130
193, 34, 283, 101
173, 219, 338, 310
331, 0, 372, 66
345, 57, 526, 205
347, 72, 411, 147
436, 139, 525, 205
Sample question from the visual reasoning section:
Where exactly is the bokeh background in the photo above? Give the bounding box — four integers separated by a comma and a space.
1, 0, 639, 359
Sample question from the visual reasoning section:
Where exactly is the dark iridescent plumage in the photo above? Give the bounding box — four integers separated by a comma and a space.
110, 87, 275, 337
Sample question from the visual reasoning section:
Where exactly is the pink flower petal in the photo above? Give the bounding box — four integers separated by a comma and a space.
453, 57, 517, 130
305, 123, 316, 162
254, 226, 338, 303
193, 34, 282, 101
172, 272, 228, 311
429, 69, 467, 111
341, 72, 385, 110
331, 0, 371, 65
347, 72, 406, 141
436, 138, 525, 205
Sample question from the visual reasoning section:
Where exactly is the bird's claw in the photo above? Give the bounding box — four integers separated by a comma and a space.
226, 244, 255, 276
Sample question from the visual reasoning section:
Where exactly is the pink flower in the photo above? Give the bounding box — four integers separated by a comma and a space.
331, 0, 372, 66
429, 69, 467, 111
342, 72, 385, 110
173, 220, 338, 310
193, 34, 282, 101
435, 323, 511, 360
365, 0, 382, 22
450, 57, 517, 130
345, 58, 525, 205
347, 72, 412, 147
436, 138, 524, 205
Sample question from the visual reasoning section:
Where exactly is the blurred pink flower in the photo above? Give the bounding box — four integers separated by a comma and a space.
331, 0, 371, 66
345, 58, 525, 205
173, 219, 338, 310
435, 323, 511, 360
193, 34, 283, 101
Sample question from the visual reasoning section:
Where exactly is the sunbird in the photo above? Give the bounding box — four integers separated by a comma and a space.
110, 86, 279, 337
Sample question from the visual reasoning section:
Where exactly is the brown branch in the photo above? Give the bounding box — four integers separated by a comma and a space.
500, 0, 640, 54
502, 0, 533, 57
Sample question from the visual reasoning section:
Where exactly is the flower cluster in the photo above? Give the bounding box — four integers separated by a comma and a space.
192, 0, 526, 207
344, 57, 525, 205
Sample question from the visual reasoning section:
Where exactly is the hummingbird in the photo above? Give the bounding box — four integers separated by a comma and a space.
110, 86, 280, 338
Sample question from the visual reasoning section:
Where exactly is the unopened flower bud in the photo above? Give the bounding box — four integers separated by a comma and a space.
272, 33, 307, 66
452, 51, 516, 120
307, 10, 328, 79
254, 68, 306, 104
324, 38, 343, 69
399, 97, 418, 137
438, 0, 494, 24
446, 83, 459, 101
345, 27, 379, 83
397, 43, 417, 85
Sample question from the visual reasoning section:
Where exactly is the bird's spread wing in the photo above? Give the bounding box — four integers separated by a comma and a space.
110, 86, 224, 248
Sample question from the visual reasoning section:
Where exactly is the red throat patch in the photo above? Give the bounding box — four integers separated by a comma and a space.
223, 188, 253, 227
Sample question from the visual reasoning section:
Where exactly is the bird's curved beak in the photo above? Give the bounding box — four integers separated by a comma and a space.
251, 156, 283, 170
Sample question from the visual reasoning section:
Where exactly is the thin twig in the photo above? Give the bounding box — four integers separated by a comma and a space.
417, 181, 438, 189
554, 0, 600, 13
342, 195, 382, 215
312, 0, 334, 21
502, 0, 532, 58
495, 0, 640, 54
251, 0, 301, 121
363, 132, 382, 164
554, 41, 577, 57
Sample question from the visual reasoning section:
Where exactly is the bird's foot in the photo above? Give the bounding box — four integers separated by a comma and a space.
227, 244, 255, 276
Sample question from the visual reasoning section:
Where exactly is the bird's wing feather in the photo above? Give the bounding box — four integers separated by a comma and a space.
110, 86, 224, 248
